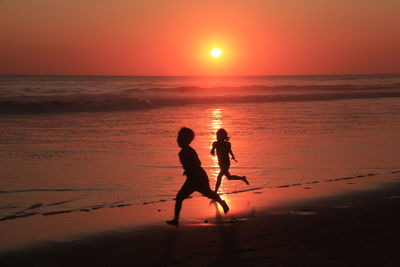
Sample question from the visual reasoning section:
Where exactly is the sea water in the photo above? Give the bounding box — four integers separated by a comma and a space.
1, 74, 400, 221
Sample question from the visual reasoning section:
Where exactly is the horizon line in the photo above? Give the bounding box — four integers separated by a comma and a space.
1, 73, 399, 78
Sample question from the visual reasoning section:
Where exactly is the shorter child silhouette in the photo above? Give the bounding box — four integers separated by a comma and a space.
211, 128, 249, 193
167, 127, 229, 226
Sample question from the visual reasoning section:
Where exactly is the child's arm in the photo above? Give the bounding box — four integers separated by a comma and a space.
228, 143, 238, 162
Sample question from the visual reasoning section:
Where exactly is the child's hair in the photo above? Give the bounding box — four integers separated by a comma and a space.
178, 127, 195, 145
216, 128, 229, 141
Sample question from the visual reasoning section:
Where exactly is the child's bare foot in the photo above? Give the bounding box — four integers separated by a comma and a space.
243, 176, 250, 185
166, 219, 179, 226
221, 200, 229, 214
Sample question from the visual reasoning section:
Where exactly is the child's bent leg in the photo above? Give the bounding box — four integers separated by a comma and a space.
214, 171, 224, 192
225, 171, 249, 185
229, 175, 249, 184
201, 188, 229, 214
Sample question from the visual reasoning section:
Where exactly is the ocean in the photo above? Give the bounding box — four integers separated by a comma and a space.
1, 74, 400, 223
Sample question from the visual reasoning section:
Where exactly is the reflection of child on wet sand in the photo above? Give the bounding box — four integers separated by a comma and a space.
211, 128, 249, 193
167, 127, 229, 226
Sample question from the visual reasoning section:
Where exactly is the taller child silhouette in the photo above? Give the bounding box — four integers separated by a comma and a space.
167, 127, 229, 226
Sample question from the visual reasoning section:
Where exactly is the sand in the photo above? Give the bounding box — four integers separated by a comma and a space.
1, 173, 400, 266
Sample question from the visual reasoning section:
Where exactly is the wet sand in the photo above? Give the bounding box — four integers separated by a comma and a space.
1, 174, 400, 266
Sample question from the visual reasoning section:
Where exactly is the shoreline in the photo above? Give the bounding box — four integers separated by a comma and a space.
1, 173, 400, 266
0, 170, 392, 225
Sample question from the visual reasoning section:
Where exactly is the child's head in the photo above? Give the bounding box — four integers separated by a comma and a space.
216, 128, 229, 141
177, 127, 195, 147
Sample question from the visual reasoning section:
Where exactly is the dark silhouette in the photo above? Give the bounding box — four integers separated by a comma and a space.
167, 127, 229, 226
211, 128, 249, 193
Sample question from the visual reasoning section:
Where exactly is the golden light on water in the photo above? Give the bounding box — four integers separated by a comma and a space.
209, 108, 228, 194
211, 108, 222, 131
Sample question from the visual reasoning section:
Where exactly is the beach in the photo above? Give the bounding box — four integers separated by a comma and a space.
1, 171, 400, 266
2, 0, 400, 264
1, 75, 400, 265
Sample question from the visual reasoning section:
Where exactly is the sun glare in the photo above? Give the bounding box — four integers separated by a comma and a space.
211, 48, 222, 58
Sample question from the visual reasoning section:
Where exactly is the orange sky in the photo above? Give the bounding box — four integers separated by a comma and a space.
0, 0, 399, 76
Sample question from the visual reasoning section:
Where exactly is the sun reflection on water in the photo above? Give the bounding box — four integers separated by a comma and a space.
209, 108, 229, 194
211, 108, 222, 131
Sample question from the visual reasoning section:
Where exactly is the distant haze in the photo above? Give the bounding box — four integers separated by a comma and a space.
0, 0, 399, 76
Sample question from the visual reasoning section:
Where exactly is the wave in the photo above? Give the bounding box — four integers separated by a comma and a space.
0, 170, 394, 222
0, 188, 99, 194
126, 83, 400, 93
0, 97, 152, 114
1, 86, 400, 114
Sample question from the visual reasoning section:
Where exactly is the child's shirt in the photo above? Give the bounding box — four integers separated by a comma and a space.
212, 141, 231, 164
179, 146, 202, 175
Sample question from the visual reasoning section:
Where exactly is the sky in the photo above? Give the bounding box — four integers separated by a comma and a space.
0, 0, 399, 76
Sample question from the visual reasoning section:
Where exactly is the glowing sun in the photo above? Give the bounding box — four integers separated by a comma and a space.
211, 48, 222, 58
